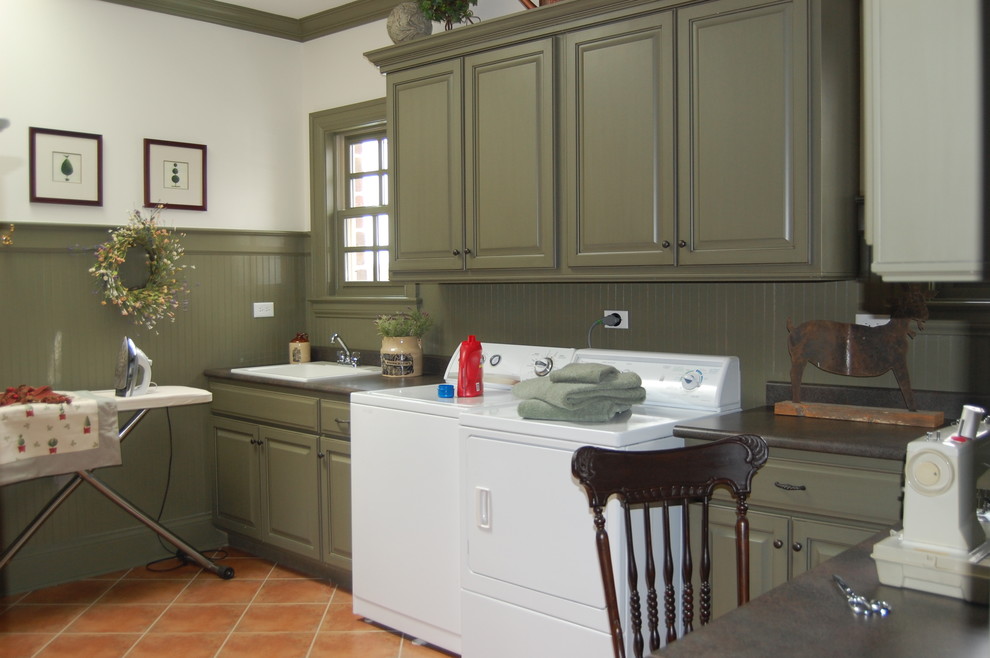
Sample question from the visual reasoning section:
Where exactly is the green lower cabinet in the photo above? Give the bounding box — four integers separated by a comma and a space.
212, 417, 321, 560
697, 506, 884, 620
790, 518, 880, 579
210, 383, 353, 576
261, 427, 321, 560
213, 417, 264, 536
320, 436, 352, 570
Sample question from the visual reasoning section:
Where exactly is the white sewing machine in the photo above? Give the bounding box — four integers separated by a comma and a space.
872, 405, 990, 602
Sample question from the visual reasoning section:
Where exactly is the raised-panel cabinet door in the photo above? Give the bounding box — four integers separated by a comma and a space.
320, 436, 352, 569
699, 506, 789, 620
212, 417, 263, 539
388, 60, 464, 272
262, 427, 321, 560
677, 0, 810, 266
562, 13, 676, 267
790, 519, 879, 579
464, 39, 556, 270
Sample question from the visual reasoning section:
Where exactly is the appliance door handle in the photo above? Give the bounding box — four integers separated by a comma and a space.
476, 487, 491, 529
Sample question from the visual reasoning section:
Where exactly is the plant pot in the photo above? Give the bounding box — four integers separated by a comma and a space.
380, 336, 424, 377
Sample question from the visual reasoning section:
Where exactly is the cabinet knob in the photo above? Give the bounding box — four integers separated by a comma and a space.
661, 240, 671, 249
773, 539, 783, 549
317, 451, 325, 459
464, 248, 472, 255
452, 249, 461, 256
678, 240, 687, 248
792, 542, 803, 552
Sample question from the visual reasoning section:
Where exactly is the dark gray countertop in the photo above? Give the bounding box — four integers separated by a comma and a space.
653, 531, 989, 657
674, 406, 938, 461
203, 366, 444, 396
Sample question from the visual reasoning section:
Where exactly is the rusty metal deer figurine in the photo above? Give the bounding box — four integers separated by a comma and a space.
786, 288, 932, 412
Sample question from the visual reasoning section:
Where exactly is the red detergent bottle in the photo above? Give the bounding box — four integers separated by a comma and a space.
457, 335, 484, 397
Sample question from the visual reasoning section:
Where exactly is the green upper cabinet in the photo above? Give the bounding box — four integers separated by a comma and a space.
368, 0, 858, 281
561, 12, 676, 268
388, 59, 464, 272
674, 0, 858, 277
388, 40, 555, 275
676, 0, 809, 266
465, 39, 556, 271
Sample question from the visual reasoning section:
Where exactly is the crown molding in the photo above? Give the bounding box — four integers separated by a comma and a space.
99, 0, 395, 42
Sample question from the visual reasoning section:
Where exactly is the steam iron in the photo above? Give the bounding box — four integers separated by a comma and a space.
114, 337, 152, 397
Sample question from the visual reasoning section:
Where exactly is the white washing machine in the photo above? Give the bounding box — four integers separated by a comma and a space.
458, 349, 741, 658
350, 343, 576, 654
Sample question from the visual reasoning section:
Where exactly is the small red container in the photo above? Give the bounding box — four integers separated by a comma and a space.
457, 335, 484, 398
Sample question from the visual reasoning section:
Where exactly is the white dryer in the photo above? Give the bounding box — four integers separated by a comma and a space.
458, 349, 741, 658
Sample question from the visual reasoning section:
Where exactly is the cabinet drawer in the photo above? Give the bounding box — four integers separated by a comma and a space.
746, 459, 901, 525
321, 398, 351, 437
211, 383, 319, 432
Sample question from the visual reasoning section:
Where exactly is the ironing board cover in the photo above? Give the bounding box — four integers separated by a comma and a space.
0, 392, 120, 486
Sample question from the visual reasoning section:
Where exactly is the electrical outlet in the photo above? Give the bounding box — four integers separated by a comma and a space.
855, 313, 889, 327
604, 310, 629, 329
253, 302, 275, 318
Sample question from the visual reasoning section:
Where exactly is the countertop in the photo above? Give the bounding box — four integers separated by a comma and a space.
203, 366, 444, 396
673, 406, 937, 462
653, 530, 989, 657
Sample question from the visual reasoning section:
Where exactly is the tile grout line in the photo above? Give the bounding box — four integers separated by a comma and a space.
304, 581, 338, 658
120, 564, 203, 658
31, 566, 132, 658
212, 558, 277, 658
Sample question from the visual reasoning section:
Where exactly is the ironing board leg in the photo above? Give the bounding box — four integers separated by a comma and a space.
0, 474, 85, 571
75, 470, 235, 580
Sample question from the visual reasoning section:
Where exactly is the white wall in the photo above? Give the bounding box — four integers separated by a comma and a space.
1, 0, 305, 230
0, 0, 527, 231
300, 0, 525, 114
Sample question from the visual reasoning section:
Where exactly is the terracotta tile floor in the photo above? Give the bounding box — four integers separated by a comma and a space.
0, 548, 456, 658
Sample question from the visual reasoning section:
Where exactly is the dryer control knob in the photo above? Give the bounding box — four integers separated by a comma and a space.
534, 357, 554, 377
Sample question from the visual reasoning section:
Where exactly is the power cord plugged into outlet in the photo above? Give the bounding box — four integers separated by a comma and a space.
603, 313, 622, 327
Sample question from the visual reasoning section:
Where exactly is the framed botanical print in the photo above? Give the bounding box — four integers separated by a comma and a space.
29, 127, 103, 206
144, 138, 207, 211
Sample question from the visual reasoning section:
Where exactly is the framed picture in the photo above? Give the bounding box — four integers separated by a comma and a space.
144, 138, 207, 211
29, 127, 103, 205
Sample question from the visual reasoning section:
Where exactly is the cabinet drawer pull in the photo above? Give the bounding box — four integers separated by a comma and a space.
774, 481, 807, 491
334, 418, 350, 425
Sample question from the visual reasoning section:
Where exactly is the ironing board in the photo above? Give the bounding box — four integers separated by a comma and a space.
0, 386, 234, 580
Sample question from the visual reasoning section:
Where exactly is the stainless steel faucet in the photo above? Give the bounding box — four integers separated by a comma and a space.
329, 333, 359, 366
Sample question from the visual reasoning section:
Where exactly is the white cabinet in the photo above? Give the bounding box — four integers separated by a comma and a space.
865, 0, 986, 281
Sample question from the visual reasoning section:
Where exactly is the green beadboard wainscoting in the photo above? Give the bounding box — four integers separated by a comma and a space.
419, 281, 990, 410
0, 223, 308, 595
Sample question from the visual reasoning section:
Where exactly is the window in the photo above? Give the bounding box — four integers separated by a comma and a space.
309, 99, 416, 310
340, 133, 389, 283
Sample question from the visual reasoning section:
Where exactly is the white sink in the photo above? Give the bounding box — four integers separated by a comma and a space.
231, 362, 380, 382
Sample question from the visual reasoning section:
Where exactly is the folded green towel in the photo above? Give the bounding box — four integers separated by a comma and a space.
518, 398, 633, 423
512, 372, 645, 410
549, 362, 620, 384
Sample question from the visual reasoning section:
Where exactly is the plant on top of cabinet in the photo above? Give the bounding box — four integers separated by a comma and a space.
419, 0, 478, 30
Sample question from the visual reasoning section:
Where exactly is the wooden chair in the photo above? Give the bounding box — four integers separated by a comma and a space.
571, 434, 768, 658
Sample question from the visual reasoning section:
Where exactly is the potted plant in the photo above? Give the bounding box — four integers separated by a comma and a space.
375, 308, 435, 377
419, 0, 478, 31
